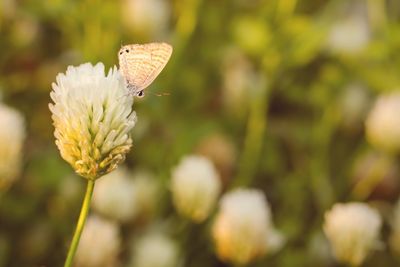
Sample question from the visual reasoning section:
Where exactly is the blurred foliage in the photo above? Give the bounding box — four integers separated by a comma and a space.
1, 0, 400, 266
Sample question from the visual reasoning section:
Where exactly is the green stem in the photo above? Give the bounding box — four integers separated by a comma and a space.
233, 75, 269, 187
64, 180, 95, 267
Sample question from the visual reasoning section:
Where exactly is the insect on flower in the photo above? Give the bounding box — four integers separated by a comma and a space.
118, 42, 173, 98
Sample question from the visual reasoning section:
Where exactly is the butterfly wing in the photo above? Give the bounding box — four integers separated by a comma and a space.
118, 43, 173, 93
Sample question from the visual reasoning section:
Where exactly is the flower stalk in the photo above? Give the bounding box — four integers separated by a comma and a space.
64, 180, 95, 267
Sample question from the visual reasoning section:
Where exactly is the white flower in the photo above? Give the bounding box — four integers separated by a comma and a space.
365, 92, 400, 153
212, 188, 282, 265
49, 63, 136, 180
171, 155, 221, 223
390, 199, 400, 255
132, 170, 160, 220
129, 231, 179, 267
0, 103, 25, 190
75, 215, 121, 267
92, 167, 137, 223
323, 202, 382, 266
327, 15, 370, 54
121, 0, 170, 38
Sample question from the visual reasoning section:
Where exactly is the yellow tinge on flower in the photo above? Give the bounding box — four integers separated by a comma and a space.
365, 92, 400, 154
171, 155, 221, 223
212, 188, 283, 265
323, 202, 382, 266
49, 63, 137, 180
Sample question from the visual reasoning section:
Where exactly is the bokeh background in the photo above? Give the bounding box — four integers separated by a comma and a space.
2, 0, 400, 266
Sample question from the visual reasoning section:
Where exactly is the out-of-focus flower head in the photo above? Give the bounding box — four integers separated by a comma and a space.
365, 92, 400, 154
171, 155, 221, 223
121, 0, 170, 38
75, 215, 121, 267
92, 167, 137, 223
323, 202, 382, 266
0, 103, 25, 190
212, 188, 284, 265
49, 63, 136, 180
129, 231, 179, 267
326, 4, 370, 55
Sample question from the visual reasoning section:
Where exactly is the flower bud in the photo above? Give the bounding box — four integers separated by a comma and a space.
323, 202, 382, 266
75, 215, 121, 267
129, 231, 179, 267
92, 167, 137, 223
171, 155, 221, 223
365, 92, 400, 153
212, 188, 282, 265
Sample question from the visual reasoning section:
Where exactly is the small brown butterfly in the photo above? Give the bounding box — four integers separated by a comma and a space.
118, 42, 173, 98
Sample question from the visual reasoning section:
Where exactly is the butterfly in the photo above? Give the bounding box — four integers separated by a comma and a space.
118, 42, 173, 98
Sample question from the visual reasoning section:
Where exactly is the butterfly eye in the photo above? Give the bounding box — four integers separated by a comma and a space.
125, 49, 129, 53
119, 51, 123, 55
136, 90, 144, 98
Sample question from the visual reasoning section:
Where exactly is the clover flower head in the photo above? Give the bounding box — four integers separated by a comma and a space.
212, 188, 282, 265
49, 63, 136, 180
171, 155, 221, 223
323, 202, 382, 266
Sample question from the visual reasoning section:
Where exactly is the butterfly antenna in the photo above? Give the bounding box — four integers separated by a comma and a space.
154, 92, 170, 97
148, 90, 170, 97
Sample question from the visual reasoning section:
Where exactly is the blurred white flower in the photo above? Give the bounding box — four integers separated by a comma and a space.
390, 199, 400, 255
121, 0, 170, 38
212, 188, 283, 265
129, 231, 179, 267
92, 167, 137, 223
0, 103, 25, 190
171, 155, 221, 223
49, 63, 136, 180
132, 170, 160, 220
365, 92, 400, 153
323, 202, 382, 266
327, 15, 370, 54
75, 215, 121, 267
